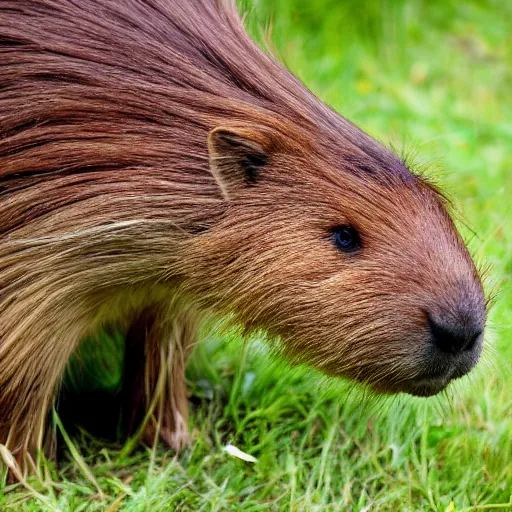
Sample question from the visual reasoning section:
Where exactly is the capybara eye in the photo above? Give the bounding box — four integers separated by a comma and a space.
333, 226, 361, 253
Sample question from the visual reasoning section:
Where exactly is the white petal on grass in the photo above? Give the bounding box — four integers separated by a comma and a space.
223, 444, 258, 463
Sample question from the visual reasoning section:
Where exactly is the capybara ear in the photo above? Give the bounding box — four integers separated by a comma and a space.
208, 126, 269, 200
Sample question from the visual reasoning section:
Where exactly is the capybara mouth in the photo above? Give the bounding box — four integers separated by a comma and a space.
404, 378, 451, 397
369, 373, 452, 397
371, 376, 450, 397
369, 352, 480, 397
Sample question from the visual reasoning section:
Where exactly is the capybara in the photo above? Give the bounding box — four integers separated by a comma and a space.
0, 0, 486, 472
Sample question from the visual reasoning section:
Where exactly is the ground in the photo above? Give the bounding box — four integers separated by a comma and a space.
1, 0, 511, 510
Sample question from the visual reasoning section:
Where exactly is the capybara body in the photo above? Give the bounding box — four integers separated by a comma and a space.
0, 0, 486, 471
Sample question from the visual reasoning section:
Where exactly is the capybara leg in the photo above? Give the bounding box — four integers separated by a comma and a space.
121, 307, 198, 450
0, 328, 82, 478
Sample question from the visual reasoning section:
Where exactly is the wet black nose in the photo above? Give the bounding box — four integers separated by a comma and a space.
428, 315, 483, 355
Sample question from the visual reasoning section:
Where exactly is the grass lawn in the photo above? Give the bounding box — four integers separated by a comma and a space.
1, 0, 511, 510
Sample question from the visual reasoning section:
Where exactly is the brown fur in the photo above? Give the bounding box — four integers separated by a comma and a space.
0, 0, 486, 474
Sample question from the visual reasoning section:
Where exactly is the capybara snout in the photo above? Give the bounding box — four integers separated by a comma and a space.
0, 0, 486, 470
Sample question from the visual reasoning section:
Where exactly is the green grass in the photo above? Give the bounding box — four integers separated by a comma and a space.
1, 0, 512, 510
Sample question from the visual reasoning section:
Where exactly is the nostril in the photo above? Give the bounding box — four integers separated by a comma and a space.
427, 314, 482, 355
464, 329, 482, 352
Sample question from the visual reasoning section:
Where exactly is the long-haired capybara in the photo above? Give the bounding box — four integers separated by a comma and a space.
0, 0, 486, 472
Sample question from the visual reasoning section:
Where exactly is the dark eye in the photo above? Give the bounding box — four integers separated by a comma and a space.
333, 225, 362, 253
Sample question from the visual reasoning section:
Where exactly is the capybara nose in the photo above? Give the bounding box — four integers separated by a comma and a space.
428, 314, 483, 355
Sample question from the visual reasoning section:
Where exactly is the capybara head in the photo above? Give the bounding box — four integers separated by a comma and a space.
186, 119, 486, 397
